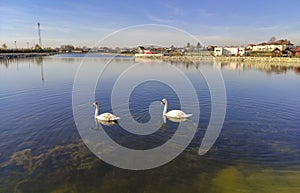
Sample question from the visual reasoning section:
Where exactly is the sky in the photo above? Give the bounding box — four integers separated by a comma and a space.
1, 0, 300, 48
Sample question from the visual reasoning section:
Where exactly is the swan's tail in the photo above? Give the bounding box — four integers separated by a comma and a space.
182, 114, 192, 118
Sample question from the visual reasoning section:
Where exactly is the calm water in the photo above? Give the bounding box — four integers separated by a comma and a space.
0, 54, 300, 193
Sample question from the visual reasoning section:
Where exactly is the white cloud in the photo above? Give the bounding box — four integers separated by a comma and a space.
146, 14, 173, 23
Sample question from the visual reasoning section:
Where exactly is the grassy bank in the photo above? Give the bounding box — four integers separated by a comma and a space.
213, 56, 300, 65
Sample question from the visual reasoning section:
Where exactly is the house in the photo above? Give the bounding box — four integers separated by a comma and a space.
249, 39, 294, 52
137, 46, 145, 54
137, 46, 153, 54
214, 47, 245, 56
294, 46, 300, 57
246, 44, 256, 50
214, 47, 223, 56
207, 45, 216, 51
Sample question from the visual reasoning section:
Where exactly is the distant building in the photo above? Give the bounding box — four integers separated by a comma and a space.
71, 49, 83, 53
248, 39, 294, 52
214, 47, 223, 56
137, 46, 146, 54
214, 47, 245, 56
59, 45, 75, 52
207, 45, 216, 51
137, 46, 153, 54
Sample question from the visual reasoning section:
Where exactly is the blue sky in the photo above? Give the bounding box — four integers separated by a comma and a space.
1, 0, 300, 48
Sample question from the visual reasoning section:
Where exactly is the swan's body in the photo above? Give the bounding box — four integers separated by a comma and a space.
167, 116, 190, 123
161, 98, 192, 118
93, 102, 120, 121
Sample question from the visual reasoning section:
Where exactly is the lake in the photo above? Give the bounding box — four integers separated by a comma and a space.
0, 54, 300, 193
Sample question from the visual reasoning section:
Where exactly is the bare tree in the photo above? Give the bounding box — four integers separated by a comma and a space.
268, 36, 277, 43
196, 42, 201, 48
2, 43, 7, 49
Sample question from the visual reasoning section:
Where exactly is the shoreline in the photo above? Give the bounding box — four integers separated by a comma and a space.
1, 52, 299, 67
134, 55, 300, 67
0, 52, 58, 59
212, 56, 300, 65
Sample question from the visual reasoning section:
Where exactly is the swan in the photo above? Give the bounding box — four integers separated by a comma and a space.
161, 98, 192, 118
167, 117, 190, 123
92, 102, 120, 121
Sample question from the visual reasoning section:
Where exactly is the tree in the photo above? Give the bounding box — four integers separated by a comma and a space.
2, 43, 7, 49
60, 45, 74, 51
268, 36, 277, 43
35, 44, 41, 50
196, 42, 202, 48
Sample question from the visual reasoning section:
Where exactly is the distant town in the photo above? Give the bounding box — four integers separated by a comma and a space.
1, 37, 300, 59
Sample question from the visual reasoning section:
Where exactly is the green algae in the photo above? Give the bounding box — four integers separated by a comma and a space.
1, 142, 300, 193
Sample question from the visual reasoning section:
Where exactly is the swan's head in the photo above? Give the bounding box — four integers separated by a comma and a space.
92, 102, 98, 107
161, 98, 167, 104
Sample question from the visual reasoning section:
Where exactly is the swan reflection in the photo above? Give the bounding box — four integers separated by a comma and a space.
91, 119, 118, 130
164, 116, 190, 123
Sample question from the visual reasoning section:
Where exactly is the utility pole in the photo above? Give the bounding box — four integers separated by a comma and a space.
37, 22, 42, 48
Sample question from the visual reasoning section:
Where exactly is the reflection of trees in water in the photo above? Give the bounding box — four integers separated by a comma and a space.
0, 57, 42, 68
34, 56, 43, 66
255, 65, 300, 76
0, 57, 45, 81
264, 65, 288, 75
0, 59, 10, 68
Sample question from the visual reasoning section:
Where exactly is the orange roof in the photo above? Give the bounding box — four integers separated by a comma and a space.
294, 46, 300, 52
258, 39, 293, 46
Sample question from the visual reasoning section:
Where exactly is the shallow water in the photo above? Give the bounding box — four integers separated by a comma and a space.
0, 55, 300, 193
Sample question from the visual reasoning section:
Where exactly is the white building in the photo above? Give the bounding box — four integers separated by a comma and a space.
214, 47, 223, 56
249, 39, 294, 52
214, 47, 245, 56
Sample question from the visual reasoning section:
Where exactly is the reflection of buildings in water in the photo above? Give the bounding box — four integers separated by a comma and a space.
294, 67, 300, 75
214, 62, 244, 71
213, 61, 300, 75
264, 65, 287, 75
134, 57, 197, 70
134, 57, 162, 64
250, 64, 288, 75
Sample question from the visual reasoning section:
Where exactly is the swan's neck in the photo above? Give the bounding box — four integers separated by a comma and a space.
163, 115, 167, 124
94, 105, 99, 118
163, 101, 168, 116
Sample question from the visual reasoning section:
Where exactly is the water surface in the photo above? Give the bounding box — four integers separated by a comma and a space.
0, 55, 300, 193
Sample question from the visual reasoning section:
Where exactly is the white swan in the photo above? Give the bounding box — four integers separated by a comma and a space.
161, 98, 192, 118
92, 102, 120, 121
